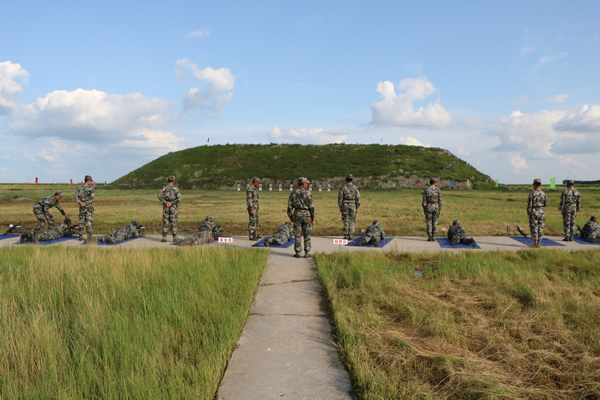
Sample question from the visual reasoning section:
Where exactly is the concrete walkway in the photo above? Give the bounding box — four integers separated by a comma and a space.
217, 251, 356, 400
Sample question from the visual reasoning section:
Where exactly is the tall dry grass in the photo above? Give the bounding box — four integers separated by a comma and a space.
0, 246, 268, 399
316, 250, 600, 399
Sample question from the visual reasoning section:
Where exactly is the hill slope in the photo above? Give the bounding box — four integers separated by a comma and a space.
114, 144, 492, 189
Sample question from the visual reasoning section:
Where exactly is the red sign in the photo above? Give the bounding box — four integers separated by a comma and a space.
333, 239, 348, 245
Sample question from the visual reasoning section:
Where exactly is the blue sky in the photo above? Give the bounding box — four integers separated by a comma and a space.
1, 0, 599, 184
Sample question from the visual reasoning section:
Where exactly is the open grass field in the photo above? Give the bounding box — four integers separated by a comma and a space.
316, 250, 600, 399
0, 246, 268, 399
1, 186, 599, 237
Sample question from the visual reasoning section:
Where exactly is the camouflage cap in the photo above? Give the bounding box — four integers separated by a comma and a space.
205, 216, 213, 222
252, 177, 261, 183
591, 216, 598, 222
55, 191, 63, 197
346, 174, 354, 181
131, 220, 138, 226
168, 175, 175, 181
430, 177, 438, 184
284, 221, 292, 226
533, 178, 542, 185
85, 175, 93, 182
298, 177, 310, 185
453, 220, 459, 225
372, 220, 380, 225
567, 179, 575, 185
64, 217, 72, 225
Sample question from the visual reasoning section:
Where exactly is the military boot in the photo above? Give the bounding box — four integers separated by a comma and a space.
304, 252, 312, 258
563, 236, 569, 242
294, 253, 301, 258
78, 235, 85, 241
161, 236, 167, 243
173, 235, 179, 242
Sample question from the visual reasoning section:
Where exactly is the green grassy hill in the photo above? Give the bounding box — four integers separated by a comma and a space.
114, 144, 493, 189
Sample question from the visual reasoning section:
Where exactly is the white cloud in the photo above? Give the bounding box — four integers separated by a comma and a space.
456, 147, 470, 157
268, 124, 347, 144
508, 152, 530, 174
399, 136, 431, 147
511, 96, 528, 105
10, 88, 170, 142
175, 58, 235, 114
185, 29, 210, 39
544, 94, 568, 104
0, 61, 29, 115
554, 104, 600, 133
120, 129, 185, 154
371, 77, 451, 128
517, 47, 534, 58
537, 52, 568, 66
488, 109, 566, 159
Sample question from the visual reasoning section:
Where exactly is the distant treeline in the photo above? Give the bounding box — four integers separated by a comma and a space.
563, 180, 600, 185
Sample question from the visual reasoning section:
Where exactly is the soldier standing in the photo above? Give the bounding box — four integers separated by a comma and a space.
30, 191, 68, 234
422, 177, 442, 241
338, 174, 360, 239
287, 177, 315, 258
527, 178, 548, 247
75, 175, 95, 241
559, 179, 581, 241
247, 177, 261, 241
158, 175, 181, 242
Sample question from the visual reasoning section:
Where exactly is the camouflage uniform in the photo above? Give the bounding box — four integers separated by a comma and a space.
98, 222, 141, 244
357, 221, 385, 246
264, 222, 293, 246
448, 221, 477, 247
580, 217, 600, 243
559, 184, 581, 241
178, 218, 222, 246
422, 182, 442, 240
158, 182, 181, 241
31, 194, 66, 233
287, 179, 315, 257
33, 222, 74, 242
527, 182, 548, 246
75, 181, 95, 239
247, 180, 260, 239
338, 178, 360, 239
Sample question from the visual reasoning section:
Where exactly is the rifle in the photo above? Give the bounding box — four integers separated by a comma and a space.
3, 222, 22, 236
516, 226, 530, 239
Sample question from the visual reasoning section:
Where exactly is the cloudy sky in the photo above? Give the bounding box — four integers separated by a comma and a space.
1, 1, 599, 184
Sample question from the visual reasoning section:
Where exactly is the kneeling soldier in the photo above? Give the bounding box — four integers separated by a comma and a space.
357, 220, 386, 247
448, 220, 477, 247
264, 221, 293, 247
30, 191, 68, 234
580, 216, 600, 243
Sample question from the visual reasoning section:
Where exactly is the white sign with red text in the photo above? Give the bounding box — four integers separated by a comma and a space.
218, 237, 233, 243
333, 239, 348, 245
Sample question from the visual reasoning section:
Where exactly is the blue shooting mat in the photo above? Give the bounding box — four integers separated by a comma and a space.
252, 237, 295, 248
572, 236, 600, 245
0, 234, 21, 241
436, 237, 482, 249
14, 236, 78, 245
345, 237, 394, 248
95, 236, 143, 246
510, 237, 566, 247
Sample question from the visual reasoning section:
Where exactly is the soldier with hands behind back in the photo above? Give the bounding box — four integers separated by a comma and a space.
287, 177, 315, 258
338, 174, 360, 240
75, 175, 95, 241
559, 179, 581, 241
158, 175, 181, 243
247, 177, 261, 241
422, 177, 442, 241
527, 178, 547, 248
